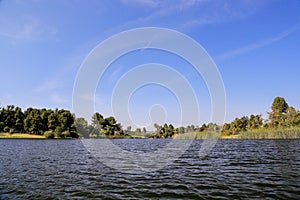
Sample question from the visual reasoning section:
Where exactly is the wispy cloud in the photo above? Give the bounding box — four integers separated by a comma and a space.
33, 80, 62, 93
216, 23, 300, 60
119, 0, 204, 27
116, 0, 266, 32
50, 94, 70, 104
0, 14, 57, 42
121, 0, 159, 8
121, 0, 206, 9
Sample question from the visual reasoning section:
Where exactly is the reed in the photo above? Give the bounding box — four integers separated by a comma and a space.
238, 127, 300, 139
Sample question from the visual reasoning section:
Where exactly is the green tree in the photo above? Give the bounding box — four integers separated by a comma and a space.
285, 106, 300, 126
14, 107, 25, 133
268, 97, 289, 127
0, 122, 5, 132
199, 124, 207, 132
142, 127, 147, 134
40, 109, 52, 132
177, 126, 185, 134
75, 117, 89, 138
221, 123, 231, 136
57, 110, 74, 132
247, 114, 263, 130
48, 111, 59, 131
271, 97, 289, 113
135, 128, 141, 134
92, 112, 105, 135
24, 108, 43, 134
101, 116, 119, 136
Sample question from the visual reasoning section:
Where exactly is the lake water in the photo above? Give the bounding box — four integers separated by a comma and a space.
0, 139, 299, 199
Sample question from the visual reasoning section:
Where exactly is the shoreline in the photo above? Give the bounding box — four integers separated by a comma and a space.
1, 132, 300, 140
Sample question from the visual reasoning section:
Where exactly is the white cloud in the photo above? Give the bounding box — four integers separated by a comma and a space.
217, 23, 300, 60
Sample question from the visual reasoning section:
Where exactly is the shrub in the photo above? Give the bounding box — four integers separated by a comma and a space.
44, 130, 55, 139
70, 131, 79, 138
62, 130, 70, 138
4, 126, 10, 133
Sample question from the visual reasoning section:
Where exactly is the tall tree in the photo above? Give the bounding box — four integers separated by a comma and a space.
92, 112, 104, 134
269, 97, 289, 127
75, 117, 89, 138
14, 107, 25, 133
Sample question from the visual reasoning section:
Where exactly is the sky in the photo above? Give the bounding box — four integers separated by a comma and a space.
0, 0, 300, 129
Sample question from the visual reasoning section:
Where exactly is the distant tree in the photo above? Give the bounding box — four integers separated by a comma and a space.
199, 124, 207, 132
207, 123, 219, 132
142, 127, 147, 134
92, 112, 104, 134
285, 106, 300, 126
101, 116, 119, 136
0, 105, 17, 130
75, 117, 89, 138
126, 126, 132, 132
247, 114, 263, 130
268, 97, 289, 127
24, 108, 43, 134
14, 106, 24, 133
166, 124, 175, 137
0, 122, 5, 132
177, 126, 185, 134
48, 111, 59, 131
230, 116, 248, 135
271, 97, 289, 113
135, 128, 141, 133
221, 123, 231, 136
57, 109, 74, 132
40, 109, 52, 132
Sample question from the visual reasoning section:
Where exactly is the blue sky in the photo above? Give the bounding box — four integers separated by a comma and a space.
0, 0, 300, 129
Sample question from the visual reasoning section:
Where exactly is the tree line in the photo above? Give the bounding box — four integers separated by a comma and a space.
220, 97, 300, 136
0, 105, 78, 138
1, 96, 299, 139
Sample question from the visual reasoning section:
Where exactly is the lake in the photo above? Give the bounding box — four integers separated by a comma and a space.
0, 139, 299, 199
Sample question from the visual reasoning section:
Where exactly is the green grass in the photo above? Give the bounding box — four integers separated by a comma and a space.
173, 132, 220, 140
237, 127, 300, 139
0, 133, 46, 139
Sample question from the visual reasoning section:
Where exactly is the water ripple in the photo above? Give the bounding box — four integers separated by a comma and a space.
0, 139, 299, 199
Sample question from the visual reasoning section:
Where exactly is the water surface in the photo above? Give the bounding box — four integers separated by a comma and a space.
0, 139, 299, 199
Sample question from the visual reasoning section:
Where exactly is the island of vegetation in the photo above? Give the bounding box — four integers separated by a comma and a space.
0, 96, 300, 139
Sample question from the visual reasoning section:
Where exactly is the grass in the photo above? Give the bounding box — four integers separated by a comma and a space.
2, 128, 300, 140
0, 133, 46, 139
174, 128, 300, 140
173, 132, 221, 140
237, 127, 300, 139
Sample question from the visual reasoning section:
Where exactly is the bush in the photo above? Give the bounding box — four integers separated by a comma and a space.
0, 122, 5, 132
62, 130, 70, 138
70, 131, 79, 138
44, 131, 55, 139
4, 126, 10, 133
54, 127, 63, 138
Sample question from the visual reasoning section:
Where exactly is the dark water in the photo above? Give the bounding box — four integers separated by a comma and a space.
0, 139, 299, 199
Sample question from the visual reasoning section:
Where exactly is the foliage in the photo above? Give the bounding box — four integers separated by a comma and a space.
4, 126, 10, 133
0, 105, 78, 138
44, 130, 55, 139
221, 97, 300, 138
1, 96, 300, 140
